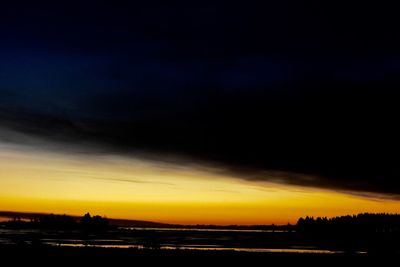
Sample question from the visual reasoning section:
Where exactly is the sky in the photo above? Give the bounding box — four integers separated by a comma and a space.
1, 1, 400, 224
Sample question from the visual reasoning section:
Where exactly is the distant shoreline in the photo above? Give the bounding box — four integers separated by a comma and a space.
0, 210, 288, 230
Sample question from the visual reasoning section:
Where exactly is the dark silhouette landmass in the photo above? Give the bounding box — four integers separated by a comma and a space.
0, 211, 293, 230
296, 213, 400, 254
297, 213, 400, 233
0, 212, 399, 256
3, 212, 109, 232
0, 211, 169, 228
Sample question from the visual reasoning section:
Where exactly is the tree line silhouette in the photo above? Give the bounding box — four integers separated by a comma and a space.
5, 213, 109, 232
296, 213, 400, 253
4, 212, 400, 234
297, 213, 400, 233
2, 212, 400, 253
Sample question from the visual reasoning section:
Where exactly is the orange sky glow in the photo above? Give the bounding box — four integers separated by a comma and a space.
1, 143, 399, 225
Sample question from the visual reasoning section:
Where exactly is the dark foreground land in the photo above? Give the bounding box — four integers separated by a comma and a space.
0, 245, 392, 267
1, 212, 399, 266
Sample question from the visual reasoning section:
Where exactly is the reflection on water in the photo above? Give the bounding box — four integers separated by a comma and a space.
122, 227, 286, 233
0, 227, 367, 254
0, 217, 10, 222
45, 243, 138, 249
42, 242, 365, 254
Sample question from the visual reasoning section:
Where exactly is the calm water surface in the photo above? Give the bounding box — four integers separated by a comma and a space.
0, 227, 367, 254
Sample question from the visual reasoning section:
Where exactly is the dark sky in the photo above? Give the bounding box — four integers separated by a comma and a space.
1, 1, 400, 197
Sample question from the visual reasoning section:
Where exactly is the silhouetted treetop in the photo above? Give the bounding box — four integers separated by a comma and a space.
80, 213, 109, 232
4, 212, 109, 232
297, 213, 400, 233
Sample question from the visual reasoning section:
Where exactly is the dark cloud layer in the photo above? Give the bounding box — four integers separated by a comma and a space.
1, 1, 400, 197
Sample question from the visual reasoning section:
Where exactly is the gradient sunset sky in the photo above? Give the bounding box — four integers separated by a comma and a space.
1, 1, 400, 225
1, 142, 400, 225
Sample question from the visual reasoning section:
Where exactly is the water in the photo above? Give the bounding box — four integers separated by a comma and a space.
0, 217, 11, 222
0, 227, 367, 254
40, 242, 363, 254
121, 227, 287, 233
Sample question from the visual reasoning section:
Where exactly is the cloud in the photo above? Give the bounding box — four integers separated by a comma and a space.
1, 1, 400, 198
1, 81, 400, 199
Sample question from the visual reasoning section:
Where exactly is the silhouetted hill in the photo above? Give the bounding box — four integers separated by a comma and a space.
0, 211, 169, 228
0, 211, 276, 229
